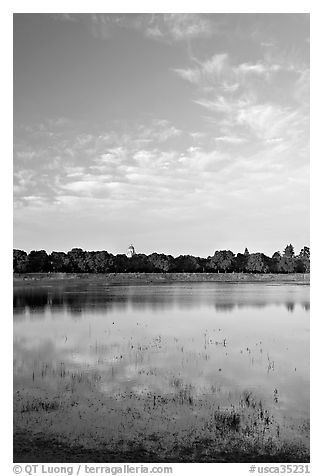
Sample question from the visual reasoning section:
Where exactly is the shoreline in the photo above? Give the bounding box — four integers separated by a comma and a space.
13, 272, 310, 285
13, 430, 309, 463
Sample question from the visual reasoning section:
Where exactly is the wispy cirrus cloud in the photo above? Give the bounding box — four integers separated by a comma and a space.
158, 13, 215, 41
214, 136, 248, 144
173, 42, 309, 148
54, 13, 217, 42
173, 51, 305, 90
174, 54, 229, 84
195, 94, 307, 142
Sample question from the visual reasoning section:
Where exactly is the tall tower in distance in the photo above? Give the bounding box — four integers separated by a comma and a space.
126, 244, 136, 258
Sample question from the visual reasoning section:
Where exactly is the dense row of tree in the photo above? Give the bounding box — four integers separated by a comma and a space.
13, 245, 310, 274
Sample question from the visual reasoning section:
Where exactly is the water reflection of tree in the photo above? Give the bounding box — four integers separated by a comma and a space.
214, 303, 235, 312
13, 284, 310, 317
286, 302, 295, 312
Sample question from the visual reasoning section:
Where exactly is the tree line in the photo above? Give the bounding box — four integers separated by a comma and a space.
13, 244, 310, 274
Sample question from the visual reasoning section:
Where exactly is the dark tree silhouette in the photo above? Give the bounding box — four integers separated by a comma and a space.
13, 244, 310, 274
171, 255, 201, 273
210, 250, 235, 273
234, 253, 248, 273
127, 254, 156, 273
50, 251, 70, 272
246, 253, 270, 273
299, 246, 310, 258
284, 244, 295, 258
148, 253, 174, 272
296, 246, 310, 273
27, 250, 51, 273
67, 248, 87, 272
13, 249, 29, 273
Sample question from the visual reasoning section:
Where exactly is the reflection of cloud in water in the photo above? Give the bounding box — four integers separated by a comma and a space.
13, 282, 309, 421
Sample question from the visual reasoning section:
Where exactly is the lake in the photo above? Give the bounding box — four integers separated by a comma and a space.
13, 278, 310, 462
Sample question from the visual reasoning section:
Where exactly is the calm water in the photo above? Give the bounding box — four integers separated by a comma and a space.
13, 280, 310, 451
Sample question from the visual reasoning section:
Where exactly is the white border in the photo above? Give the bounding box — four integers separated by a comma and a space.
4, 2, 322, 475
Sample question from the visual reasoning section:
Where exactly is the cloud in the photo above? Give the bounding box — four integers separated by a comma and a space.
173, 53, 297, 91
235, 62, 273, 75
235, 103, 300, 141
195, 93, 307, 148
172, 41, 309, 166
293, 68, 310, 104
145, 25, 163, 39
13, 118, 184, 209
88, 14, 114, 39
14, 108, 309, 259
221, 82, 240, 93
55, 13, 216, 43
202, 54, 228, 75
214, 136, 248, 144
162, 14, 214, 41
172, 67, 201, 84
14, 102, 308, 214
53, 13, 77, 23
131, 120, 182, 145
194, 96, 234, 113
174, 53, 229, 84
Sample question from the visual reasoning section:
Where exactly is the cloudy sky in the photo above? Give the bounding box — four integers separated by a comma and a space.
13, 13, 309, 257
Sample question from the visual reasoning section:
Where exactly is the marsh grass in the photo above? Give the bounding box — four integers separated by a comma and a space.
13, 373, 310, 463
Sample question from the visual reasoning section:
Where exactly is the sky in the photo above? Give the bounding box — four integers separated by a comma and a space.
13, 13, 310, 257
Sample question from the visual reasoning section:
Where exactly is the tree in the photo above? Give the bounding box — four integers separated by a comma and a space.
276, 256, 296, 274
27, 250, 51, 272
245, 253, 270, 273
294, 258, 307, 273
148, 253, 174, 272
92, 251, 115, 273
171, 255, 200, 273
299, 246, 310, 259
13, 249, 29, 273
210, 250, 235, 273
296, 246, 310, 273
81, 251, 94, 272
234, 253, 248, 272
67, 248, 86, 272
204, 256, 216, 273
283, 244, 295, 258
13, 244, 310, 275
114, 254, 130, 273
270, 251, 281, 273
127, 254, 156, 273
50, 251, 70, 272
197, 257, 208, 273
